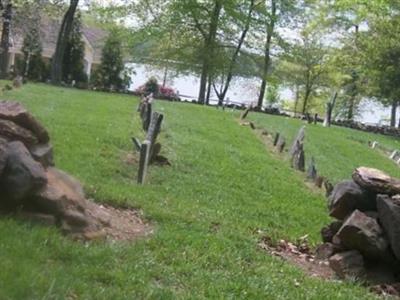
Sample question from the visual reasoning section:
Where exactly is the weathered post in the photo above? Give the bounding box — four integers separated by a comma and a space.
240, 104, 252, 120
307, 157, 317, 180
276, 136, 286, 153
291, 140, 305, 171
138, 141, 150, 184
290, 126, 305, 156
273, 132, 280, 146
146, 112, 164, 162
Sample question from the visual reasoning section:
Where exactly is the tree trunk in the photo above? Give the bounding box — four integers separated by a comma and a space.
24, 52, 32, 77
302, 88, 311, 115
347, 96, 355, 121
294, 85, 299, 117
198, 0, 222, 104
51, 0, 79, 84
206, 74, 212, 105
257, 0, 276, 110
162, 66, 168, 87
215, 0, 254, 103
323, 92, 338, 127
0, 2, 12, 78
390, 100, 397, 127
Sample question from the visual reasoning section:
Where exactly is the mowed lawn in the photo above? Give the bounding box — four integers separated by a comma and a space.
0, 83, 380, 299
249, 112, 400, 183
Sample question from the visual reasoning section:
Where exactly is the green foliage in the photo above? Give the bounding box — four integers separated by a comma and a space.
20, 25, 48, 81
265, 83, 280, 106
62, 11, 87, 85
360, 15, 400, 105
144, 76, 159, 95
92, 31, 131, 91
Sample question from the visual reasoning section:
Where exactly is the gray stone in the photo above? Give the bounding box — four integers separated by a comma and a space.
315, 242, 343, 260
321, 221, 343, 243
29, 143, 54, 167
0, 137, 8, 176
0, 101, 49, 143
0, 119, 38, 147
329, 250, 365, 279
0, 141, 47, 204
353, 167, 400, 195
335, 210, 388, 259
377, 195, 400, 260
31, 167, 86, 215
328, 180, 376, 220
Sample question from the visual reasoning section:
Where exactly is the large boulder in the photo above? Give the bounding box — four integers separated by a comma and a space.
328, 180, 376, 220
321, 221, 343, 243
29, 167, 105, 235
335, 210, 388, 259
0, 101, 49, 143
0, 141, 47, 204
29, 143, 54, 167
315, 242, 343, 260
377, 195, 400, 260
0, 119, 38, 147
31, 167, 87, 216
353, 167, 400, 195
0, 137, 8, 175
329, 250, 365, 279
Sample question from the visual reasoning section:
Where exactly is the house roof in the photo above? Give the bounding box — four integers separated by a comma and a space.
10, 17, 107, 64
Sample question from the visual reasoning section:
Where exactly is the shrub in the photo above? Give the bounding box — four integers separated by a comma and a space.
135, 79, 179, 101
144, 77, 159, 95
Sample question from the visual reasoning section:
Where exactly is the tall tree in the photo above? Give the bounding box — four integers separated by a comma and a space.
62, 11, 86, 84
360, 14, 400, 127
51, 0, 79, 84
0, 0, 12, 78
212, 0, 255, 105
280, 30, 330, 114
92, 31, 130, 91
195, 0, 222, 104
250, 0, 299, 110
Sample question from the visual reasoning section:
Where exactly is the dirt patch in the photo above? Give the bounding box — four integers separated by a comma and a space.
121, 152, 139, 165
82, 201, 153, 242
258, 235, 334, 280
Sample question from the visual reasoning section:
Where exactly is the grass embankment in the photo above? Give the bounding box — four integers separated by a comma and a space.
249, 112, 400, 183
0, 83, 383, 299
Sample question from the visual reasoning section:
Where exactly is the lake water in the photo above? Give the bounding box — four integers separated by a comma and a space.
128, 63, 397, 126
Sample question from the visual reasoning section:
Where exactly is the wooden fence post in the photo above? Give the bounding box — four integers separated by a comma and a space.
290, 126, 305, 156
146, 112, 164, 161
273, 132, 280, 146
276, 136, 286, 153
138, 140, 150, 184
240, 105, 252, 120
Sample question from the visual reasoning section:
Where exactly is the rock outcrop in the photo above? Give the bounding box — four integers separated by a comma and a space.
320, 167, 400, 281
0, 101, 108, 239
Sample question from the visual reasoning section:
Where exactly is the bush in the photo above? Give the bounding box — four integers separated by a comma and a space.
144, 77, 159, 95
135, 79, 179, 101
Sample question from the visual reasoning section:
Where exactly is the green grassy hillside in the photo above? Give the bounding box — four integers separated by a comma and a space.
249, 113, 400, 183
0, 83, 385, 299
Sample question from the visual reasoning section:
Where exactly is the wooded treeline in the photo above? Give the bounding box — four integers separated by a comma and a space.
128, 0, 400, 126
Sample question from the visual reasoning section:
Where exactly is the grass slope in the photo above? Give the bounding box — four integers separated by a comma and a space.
249, 112, 400, 183
0, 83, 378, 299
